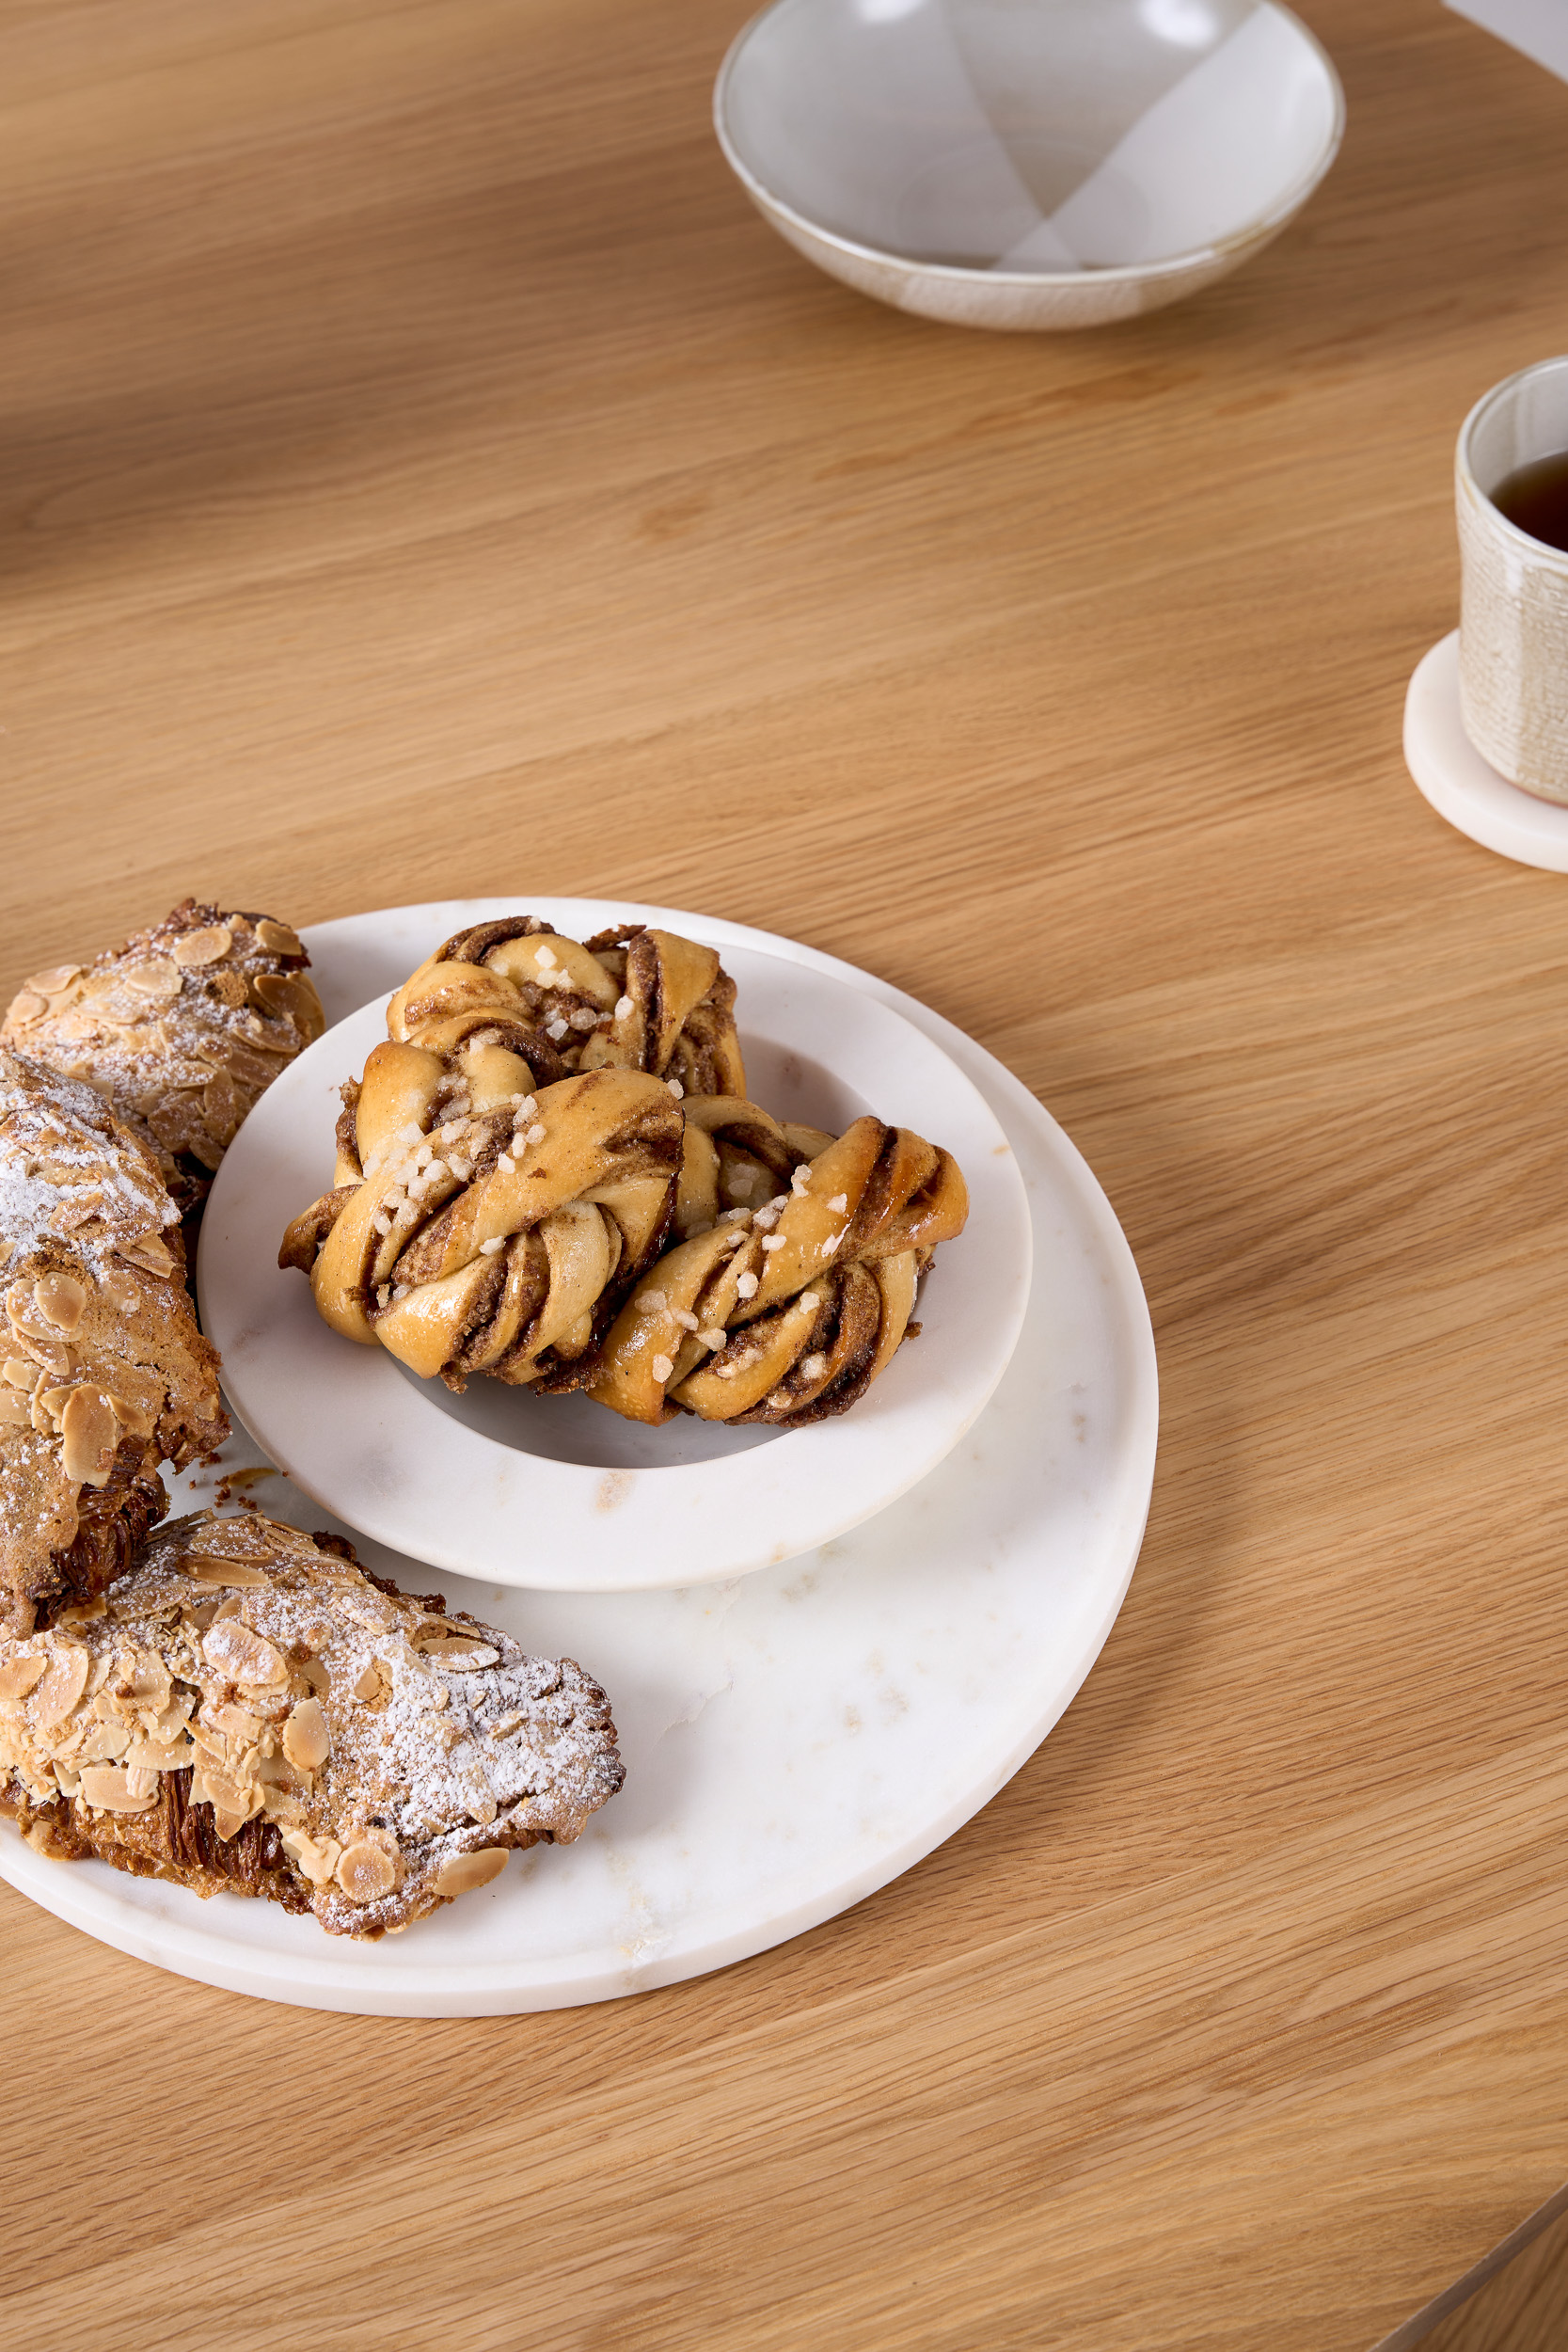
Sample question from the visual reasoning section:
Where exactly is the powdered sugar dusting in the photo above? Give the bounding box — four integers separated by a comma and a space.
0, 1510, 625, 1938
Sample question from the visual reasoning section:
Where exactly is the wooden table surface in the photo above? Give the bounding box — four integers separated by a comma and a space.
4, 1, 1568, 2344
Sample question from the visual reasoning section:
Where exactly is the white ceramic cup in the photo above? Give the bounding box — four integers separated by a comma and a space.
1457, 355, 1568, 803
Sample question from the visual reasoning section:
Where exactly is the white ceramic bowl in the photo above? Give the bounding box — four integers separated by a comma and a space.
714, 0, 1344, 330
198, 922, 1033, 1592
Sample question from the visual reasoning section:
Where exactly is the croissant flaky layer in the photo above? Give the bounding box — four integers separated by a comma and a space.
387, 917, 745, 1100
0, 1511, 626, 1938
0, 1050, 228, 1638
591, 1100, 969, 1428
280, 1040, 685, 1393
2, 899, 325, 1211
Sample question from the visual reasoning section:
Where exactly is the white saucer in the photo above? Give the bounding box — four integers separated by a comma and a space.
198, 930, 1033, 1591
1404, 631, 1568, 871
0, 904, 1158, 2016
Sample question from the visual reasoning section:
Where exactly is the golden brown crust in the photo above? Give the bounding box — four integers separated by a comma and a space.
387, 916, 746, 1098
0, 1050, 228, 1635
588, 1104, 968, 1428
2, 899, 325, 1211
278, 1032, 684, 1394
0, 1511, 625, 1938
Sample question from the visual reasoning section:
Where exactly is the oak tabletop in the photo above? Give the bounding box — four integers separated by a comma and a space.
4, 1, 1568, 2345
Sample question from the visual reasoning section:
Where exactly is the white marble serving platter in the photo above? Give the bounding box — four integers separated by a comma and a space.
0, 904, 1158, 2015
200, 945, 1033, 1590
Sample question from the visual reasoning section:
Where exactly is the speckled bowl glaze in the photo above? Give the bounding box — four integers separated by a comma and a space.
714, 0, 1344, 331
1457, 356, 1568, 804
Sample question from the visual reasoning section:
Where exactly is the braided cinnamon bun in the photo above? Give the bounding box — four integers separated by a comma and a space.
388, 916, 744, 1099
280, 1025, 684, 1394
588, 1102, 968, 1429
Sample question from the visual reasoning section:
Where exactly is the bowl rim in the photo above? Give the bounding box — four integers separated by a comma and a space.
198, 928, 1036, 1594
712, 0, 1345, 291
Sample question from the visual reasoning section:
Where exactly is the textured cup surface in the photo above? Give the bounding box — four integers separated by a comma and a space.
1457, 356, 1568, 803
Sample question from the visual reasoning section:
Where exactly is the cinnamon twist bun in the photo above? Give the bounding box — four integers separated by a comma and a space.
0, 1051, 228, 1636
279, 1027, 684, 1394
388, 916, 745, 1098
2, 899, 325, 1212
0, 1510, 625, 1938
588, 1101, 968, 1429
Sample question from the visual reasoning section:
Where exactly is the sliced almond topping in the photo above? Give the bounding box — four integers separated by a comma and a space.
119, 959, 183, 999
60, 1389, 119, 1486
261, 1785, 306, 1827
251, 973, 309, 1021
1, 1359, 33, 1389
187, 1559, 270, 1588
191, 1757, 263, 1824
118, 1231, 175, 1279
6, 991, 46, 1023
0, 1392, 29, 1427
24, 1819, 75, 1859
352, 1661, 387, 1704
298, 1656, 331, 1696
33, 1645, 90, 1724
341, 1590, 397, 1631
282, 1695, 330, 1772
434, 1848, 509, 1899
280, 1827, 341, 1885
171, 925, 232, 968
28, 965, 82, 997
126, 1656, 170, 1706
78, 1763, 158, 1814
420, 1640, 500, 1670
336, 1839, 399, 1905
0, 1654, 46, 1701
255, 919, 303, 957
202, 1621, 288, 1690
33, 1273, 87, 1332
55, 1593, 108, 1627
103, 1391, 155, 1438
126, 1734, 196, 1773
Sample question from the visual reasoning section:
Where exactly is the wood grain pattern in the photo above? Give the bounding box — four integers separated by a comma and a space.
4, 0, 1568, 2344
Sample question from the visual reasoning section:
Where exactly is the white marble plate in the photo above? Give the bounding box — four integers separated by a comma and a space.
0, 904, 1158, 2015
198, 936, 1032, 1590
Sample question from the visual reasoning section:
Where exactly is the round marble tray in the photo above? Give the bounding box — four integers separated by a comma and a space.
0, 902, 1158, 2015
199, 944, 1032, 1591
